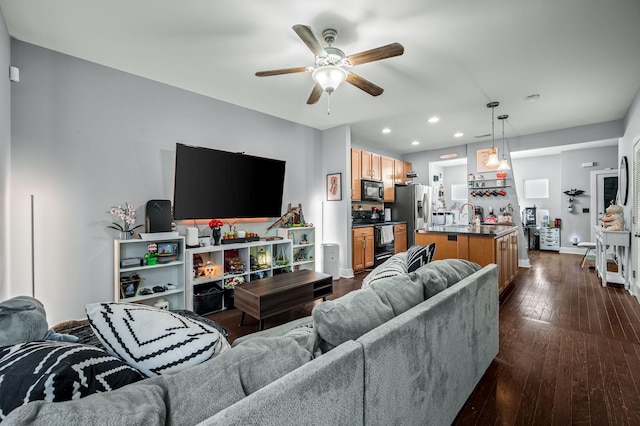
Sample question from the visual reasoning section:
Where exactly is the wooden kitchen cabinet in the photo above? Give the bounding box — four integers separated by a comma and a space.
361, 150, 372, 180
394, 159, 404, 184
351, 148, 362, 200
381, 156, 395, 202
352, 227, 374, 272
351, 148, 407, 201
360, 150, 381, 180
394, 223, 407, 254
415, 228, 519, 293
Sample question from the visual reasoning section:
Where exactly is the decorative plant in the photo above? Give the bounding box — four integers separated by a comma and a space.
209, 219, 224, 229
108, 202, 143, 233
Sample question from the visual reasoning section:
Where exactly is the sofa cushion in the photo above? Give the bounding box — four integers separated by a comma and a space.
368, 272, 425, 316
312, 286, 395, 351
0, 341, 145, 421
86, 302, 230, 377
407, 243, 436, 272
162, 336, 312, 425
361, 252, 408, 288
3, 381, 167, 425
414, 259, 482, 299
0, 296, 49, 347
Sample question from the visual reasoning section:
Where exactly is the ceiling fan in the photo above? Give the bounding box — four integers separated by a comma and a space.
255, 24, 404, 105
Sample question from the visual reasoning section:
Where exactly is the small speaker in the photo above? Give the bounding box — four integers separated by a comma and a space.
145, 200, 172, 233
186, 227, 199, 247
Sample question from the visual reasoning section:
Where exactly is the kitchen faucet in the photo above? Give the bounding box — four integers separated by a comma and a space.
459, 202, 479, 226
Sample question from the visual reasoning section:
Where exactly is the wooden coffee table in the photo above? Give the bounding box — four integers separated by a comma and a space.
234, 270, 333, 330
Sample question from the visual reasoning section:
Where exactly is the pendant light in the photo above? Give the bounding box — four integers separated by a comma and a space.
485, 102, 500, 168
497, 114, 511, 171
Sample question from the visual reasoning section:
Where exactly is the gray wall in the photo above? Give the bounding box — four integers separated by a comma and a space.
9, 40, 330, 323
511, 146, 618, 248
0, 9, 10, 301
322, 125, 352, 276
560, 146, 618, 246
512, 154, 562, 229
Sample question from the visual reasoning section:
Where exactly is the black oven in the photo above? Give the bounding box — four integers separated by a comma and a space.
374, 224, 395, 267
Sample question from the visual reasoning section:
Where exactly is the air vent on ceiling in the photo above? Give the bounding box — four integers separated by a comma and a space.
474, 133, 491, 139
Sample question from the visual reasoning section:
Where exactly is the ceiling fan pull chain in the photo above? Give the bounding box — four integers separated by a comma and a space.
327, 93, 331, 115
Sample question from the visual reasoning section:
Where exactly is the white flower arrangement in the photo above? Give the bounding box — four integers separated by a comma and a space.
107, 202, 143, 233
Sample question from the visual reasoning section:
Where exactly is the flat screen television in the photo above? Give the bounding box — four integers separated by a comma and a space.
173, 143, 286, 220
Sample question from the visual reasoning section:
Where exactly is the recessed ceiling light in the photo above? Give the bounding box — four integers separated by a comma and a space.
439, 153, 458, 159
427, 116, 440, 123
411, 140, 420, 145
525, 94, 541, 102
382, 127, 391, 134
454, 132, 464, 138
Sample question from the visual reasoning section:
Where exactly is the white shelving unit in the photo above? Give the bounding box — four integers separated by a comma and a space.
468, 177, 512, 189
185, 239, 293, 315
114, 236, 186, 310
278, 227, 316, 272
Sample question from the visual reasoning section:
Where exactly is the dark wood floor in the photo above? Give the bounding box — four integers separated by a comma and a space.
208, 251, 640, 425
454, 250, 640, 426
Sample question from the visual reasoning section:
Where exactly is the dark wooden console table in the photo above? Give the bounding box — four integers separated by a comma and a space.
234, 270, 333, 330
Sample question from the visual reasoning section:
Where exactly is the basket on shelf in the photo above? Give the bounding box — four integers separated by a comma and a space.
119, 275, 141, 298
193, 286, 223, 315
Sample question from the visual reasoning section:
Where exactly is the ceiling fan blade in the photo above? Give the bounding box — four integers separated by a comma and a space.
293, 24, 327, 57
255, 67, 309, 77
346, 73, 384, 96
347, 42, 404, 66
306, 83, 323, 105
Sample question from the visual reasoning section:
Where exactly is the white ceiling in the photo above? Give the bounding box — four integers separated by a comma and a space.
2, 0, 639, 155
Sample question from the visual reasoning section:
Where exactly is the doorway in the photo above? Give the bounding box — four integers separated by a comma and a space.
590, 169, 618, 242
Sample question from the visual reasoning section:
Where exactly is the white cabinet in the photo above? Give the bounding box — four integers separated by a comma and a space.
594, 227, 631, 289
114, 237, 186, 310
539, 227, 560, 251
185, 239, 293, 315
278, 227, 316, 271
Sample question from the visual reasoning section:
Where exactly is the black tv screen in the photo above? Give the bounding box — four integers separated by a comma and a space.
173, 143, 286, 220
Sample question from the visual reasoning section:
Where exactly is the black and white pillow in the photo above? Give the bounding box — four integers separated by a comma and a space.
407, 243, 436, 272
86, 303, 230, 377
0, 341, 144, 420
361, 253, 408, 288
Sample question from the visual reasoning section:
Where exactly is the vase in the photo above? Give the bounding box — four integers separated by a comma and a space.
212, 227, 221, 246
120, 230, 133, 240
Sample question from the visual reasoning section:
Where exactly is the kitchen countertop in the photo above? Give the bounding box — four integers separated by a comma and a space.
418, 224, 518, 237
352, 221, 407, 228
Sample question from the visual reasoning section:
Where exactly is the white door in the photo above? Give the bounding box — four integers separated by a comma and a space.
590, 170, 618, 242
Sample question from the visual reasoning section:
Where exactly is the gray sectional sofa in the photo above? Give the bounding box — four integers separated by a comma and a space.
4, 259, 499, 426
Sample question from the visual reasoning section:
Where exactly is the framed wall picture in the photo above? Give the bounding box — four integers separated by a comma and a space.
476, 147, 499, 172
327, 173, 342, 201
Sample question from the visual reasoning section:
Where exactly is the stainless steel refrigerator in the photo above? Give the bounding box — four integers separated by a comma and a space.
390, 184, 432, 247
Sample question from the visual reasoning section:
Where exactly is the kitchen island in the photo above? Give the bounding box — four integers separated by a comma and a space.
416, 225, 519, 293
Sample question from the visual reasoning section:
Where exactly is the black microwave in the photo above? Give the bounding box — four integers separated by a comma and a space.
361, 179, 384, 201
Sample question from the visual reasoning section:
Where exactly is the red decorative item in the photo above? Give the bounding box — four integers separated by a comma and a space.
209, 219, 224, 228
496, 172, 507, 179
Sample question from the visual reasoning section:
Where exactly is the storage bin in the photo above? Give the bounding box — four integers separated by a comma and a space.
193, 285, 223, 315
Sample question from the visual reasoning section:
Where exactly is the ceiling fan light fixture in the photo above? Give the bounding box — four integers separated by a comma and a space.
312, 66, 347, 94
